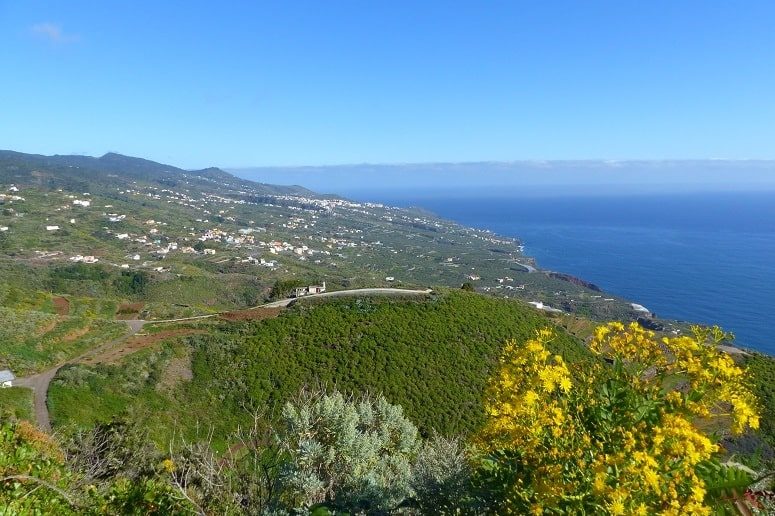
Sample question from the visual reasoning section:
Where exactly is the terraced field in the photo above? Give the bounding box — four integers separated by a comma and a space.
0, 302, 128, 375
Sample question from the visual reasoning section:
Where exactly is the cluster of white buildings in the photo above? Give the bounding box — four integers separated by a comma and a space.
1, 185, 25, 203
69, 254, 99, 263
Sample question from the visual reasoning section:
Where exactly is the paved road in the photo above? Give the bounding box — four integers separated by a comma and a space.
13, 288, 432, 432
263, 287, 433, 308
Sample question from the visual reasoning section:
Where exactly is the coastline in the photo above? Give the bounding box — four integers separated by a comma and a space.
362, 191, 775, 357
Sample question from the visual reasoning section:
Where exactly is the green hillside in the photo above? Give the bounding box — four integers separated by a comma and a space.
48, 291, 587, 442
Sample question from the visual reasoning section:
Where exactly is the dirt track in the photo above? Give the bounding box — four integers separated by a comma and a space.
13, 320, 146, 432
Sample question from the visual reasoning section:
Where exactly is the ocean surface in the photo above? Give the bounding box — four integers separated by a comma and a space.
351, 189, 775, 355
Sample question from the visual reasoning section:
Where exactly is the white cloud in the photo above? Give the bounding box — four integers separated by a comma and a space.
31, 22, 79, 44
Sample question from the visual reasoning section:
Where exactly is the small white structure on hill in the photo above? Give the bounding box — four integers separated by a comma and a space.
630, 303, 651, 315
0, 369, 15, 388
528, 301, 563, 314
294, 282, 326, 298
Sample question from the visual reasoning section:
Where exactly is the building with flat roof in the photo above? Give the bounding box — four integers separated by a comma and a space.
294, 282, 326, 298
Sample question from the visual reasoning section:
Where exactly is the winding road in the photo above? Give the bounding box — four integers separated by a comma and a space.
13, 287, 433, 432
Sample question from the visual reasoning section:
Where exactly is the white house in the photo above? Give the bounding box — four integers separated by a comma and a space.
294, 282, 327, 298
46, 225, 60, 231
0, 369, 15, 388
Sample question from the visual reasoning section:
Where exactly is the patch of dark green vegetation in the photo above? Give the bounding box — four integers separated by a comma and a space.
191, 291, 587, 437
744, 354, 775, 449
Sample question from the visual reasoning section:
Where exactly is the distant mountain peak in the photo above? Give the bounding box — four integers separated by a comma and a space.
0, 149, 319, 198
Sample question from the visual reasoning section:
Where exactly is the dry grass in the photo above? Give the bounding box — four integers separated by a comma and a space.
217, 306, 283, 322
79, 329, 205, 365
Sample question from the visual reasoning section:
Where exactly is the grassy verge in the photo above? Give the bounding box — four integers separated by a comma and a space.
0, 387, 34, 421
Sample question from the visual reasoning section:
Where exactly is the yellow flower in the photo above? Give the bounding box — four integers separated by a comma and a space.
559, 376, 572, 392
524, 390, 539, 407
476, 323, 757, 515
160, 458, 175, 473
609, 497, 626, 515
691, 484, 706, 503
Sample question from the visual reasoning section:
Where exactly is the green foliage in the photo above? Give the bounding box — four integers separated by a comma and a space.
744, 353, 775, 448
278, 389, 420, 512
473, 323, 769, 514
0, 421, 78, 514
48, 342, 183, 439
269, 278, 309, 300
96, 477, 192, 515
65, 419, 163, 483
191, 292, 586, 438
114, 270, 150, 297
0, 306, 128, 375
410, 433, 473, 513
0, 387, 34, 422
0, 419, 194, 514
696, 460, 756, 515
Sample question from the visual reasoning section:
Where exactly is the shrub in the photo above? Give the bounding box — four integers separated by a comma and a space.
474, 323, 761, 514
277, 389, 420, 512
410, 433, 472, 512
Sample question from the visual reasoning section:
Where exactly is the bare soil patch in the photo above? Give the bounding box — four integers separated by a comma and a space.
80, 329, 205, 366
218, 306, 284, 322
52, 296, 70, 316
35, 318, 60, 337
157, 349, 193, 392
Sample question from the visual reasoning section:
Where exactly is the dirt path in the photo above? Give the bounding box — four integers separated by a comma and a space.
13, 320, 146, 432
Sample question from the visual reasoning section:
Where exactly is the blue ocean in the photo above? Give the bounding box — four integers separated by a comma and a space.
353, 190, 775, 355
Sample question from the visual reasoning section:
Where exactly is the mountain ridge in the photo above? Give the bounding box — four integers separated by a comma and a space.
0, 150, 318, 198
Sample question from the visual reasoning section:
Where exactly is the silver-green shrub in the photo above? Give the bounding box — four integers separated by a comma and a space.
411, 433, 472, 513
277, 390, 420, 512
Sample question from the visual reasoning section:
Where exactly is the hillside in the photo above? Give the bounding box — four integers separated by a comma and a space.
47, 292, 587, 443
0, 150, 773, 513
0, 151, 643, 336
0, 150, 313, 197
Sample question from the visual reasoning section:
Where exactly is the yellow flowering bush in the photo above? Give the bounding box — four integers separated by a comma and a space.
475, 323, 760, 515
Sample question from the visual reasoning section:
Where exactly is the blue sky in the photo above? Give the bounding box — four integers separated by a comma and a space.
2, 1, 775, 168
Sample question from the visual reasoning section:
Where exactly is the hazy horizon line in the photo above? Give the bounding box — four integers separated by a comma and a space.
225, 158, 775, 170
